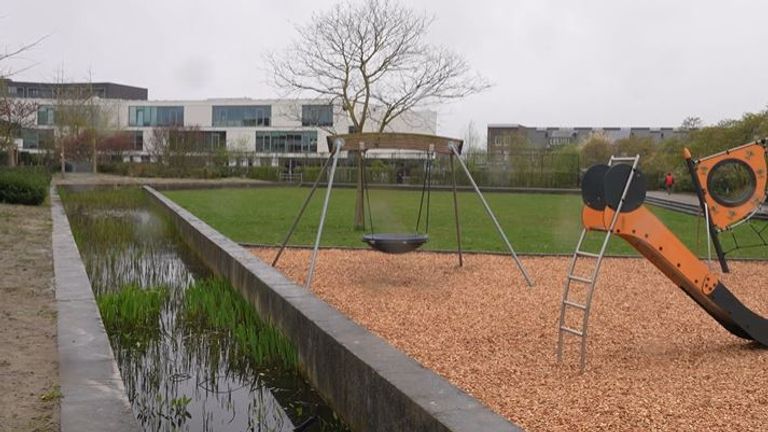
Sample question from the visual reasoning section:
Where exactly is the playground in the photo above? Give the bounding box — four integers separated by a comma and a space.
162, 134, 768, 431
250, 247, 768, 431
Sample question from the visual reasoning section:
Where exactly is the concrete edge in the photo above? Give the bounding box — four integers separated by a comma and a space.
145, 185, 523, 432
50, 187, 140, 432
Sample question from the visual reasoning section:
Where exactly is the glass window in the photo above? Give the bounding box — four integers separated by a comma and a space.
131, 131, 144, 151
212, 105, 271, 127
254, 131, 317, 153
21, 128, 54, 149
169, 130, 226, 152
37, 106, 55, 126
129, 106, 184, 127
302, 105, 333, 127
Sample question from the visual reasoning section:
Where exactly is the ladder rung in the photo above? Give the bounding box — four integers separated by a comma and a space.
564, 300, 587, 310
568, 275, 593, 284
560, 326, 584, 337
576, 250, 600, 258
610, 156, 638, 162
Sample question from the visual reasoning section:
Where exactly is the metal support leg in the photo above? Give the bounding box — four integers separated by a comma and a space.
450, 145, 533, 287
450, 154, 464, 267
272, 154, 333, 267
305, 141, 342, 289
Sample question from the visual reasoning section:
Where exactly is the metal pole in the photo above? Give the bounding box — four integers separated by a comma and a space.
305, 140, 342, 289
450, 144, 534, 287
450, 153, 464, 267
272, 153, 333, 267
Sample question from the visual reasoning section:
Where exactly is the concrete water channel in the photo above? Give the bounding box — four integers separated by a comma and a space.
58, 186, 347, 431
54, 183, 521, 432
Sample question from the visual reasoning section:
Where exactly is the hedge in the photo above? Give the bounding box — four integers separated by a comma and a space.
0, 167, 51, 205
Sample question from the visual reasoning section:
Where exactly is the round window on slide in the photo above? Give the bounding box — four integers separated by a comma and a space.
706, 159, 756, 207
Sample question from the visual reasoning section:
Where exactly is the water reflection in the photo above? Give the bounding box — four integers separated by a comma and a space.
62, 189, 348, 432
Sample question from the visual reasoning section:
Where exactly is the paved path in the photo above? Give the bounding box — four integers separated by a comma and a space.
54, 173, 267, 187
646, 190, 700, 206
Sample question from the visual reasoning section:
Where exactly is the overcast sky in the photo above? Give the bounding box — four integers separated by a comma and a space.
3, 0, 768, 138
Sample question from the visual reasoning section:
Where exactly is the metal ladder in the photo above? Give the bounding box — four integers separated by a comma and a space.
556, 155, 640, 372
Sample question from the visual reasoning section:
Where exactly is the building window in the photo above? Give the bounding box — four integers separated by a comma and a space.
255, 131, 317, 153
37, 106, 55, 126
131, 131, 144, 151
302, 105, 333, 127
21, 128, 54, 149
212, 105, 271, 127
128, 106, 184, 127
169, 130, 226, 152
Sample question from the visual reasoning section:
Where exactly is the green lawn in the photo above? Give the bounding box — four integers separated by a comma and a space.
164, 187, 768, 258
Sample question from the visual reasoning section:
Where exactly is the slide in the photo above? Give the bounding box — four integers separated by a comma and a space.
581, 142, 768, 344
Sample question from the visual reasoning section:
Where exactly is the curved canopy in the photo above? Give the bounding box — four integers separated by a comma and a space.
326, 132, 463, 155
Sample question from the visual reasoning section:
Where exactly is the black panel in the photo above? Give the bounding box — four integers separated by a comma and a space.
710, 282, 768, 344
604, 164, 646, 212
581, 164, 610, 210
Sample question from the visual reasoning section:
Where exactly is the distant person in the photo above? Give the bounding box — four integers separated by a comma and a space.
664, 172, 675, 195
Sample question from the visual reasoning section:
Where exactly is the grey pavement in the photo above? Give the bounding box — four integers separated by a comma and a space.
51, 188, 140, 432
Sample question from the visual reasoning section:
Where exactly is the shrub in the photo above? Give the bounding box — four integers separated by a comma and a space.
0, 167, 51, 205
246, 166, 281, 181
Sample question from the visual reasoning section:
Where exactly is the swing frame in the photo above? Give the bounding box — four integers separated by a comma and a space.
272, 132, 533, 289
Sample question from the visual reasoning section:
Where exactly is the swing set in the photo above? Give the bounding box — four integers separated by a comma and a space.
272, 132, 533, 289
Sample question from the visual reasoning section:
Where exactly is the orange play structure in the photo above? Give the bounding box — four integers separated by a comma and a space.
558, 138, 768, 370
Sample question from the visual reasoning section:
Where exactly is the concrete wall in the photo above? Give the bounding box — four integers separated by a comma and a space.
51, 188, 140, 432
145, 186, 522, 432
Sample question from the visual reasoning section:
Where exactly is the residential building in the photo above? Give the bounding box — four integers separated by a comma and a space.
487, 124, 690, 159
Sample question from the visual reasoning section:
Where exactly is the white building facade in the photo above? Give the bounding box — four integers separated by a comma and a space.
9, 80, 438, 163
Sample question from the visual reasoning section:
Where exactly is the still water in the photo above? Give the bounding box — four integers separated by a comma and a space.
61, 187, 348, 432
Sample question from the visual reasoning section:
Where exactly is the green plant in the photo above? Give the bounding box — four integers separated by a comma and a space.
40, 386, 63, 402
0, 167, 51, 205
183, 278, 299, 369
96, 284, 168, 348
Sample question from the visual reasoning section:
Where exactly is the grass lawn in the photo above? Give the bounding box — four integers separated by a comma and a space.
164, 186, 768, 258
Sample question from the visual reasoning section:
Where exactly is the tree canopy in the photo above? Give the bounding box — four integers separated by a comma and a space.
268, 0, 489, 134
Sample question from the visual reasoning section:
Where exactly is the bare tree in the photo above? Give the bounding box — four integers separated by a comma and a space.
0, 33, 47, 166
0, 86, 38, 166
268, 0, 490, 134
462, 120, 487, 169
0, 35, 47, 78
51, 72, 114, 174
680, 116, 703, 131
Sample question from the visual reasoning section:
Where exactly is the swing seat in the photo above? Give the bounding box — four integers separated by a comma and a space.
362, 233, 428, 254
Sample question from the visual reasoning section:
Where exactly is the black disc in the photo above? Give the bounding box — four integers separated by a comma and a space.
362, 233, 428, 254
581, 164, 610, 210
604, 164, 646, 212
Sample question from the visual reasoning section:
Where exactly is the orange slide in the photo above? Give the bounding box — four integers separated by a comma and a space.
581, 138, 768, 344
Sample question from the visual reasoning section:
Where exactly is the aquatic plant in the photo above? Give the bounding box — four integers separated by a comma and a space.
97, 284, 169, 348
183, 278, 299, 370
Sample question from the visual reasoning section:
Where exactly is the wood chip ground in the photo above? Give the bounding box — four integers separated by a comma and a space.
252, 247, 768, 431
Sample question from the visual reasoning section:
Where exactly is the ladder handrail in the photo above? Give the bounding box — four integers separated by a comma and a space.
557, 155, 640, 372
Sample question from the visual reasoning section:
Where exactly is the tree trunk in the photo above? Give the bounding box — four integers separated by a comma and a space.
7, 147, 17, 167
92, 135, 98, 173
60, 150, 66, 177
354, 152, 365, 230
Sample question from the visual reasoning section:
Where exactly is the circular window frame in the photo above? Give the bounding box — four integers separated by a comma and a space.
706, 158, 757, 208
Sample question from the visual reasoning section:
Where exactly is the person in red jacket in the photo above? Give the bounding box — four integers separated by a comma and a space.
664, 172, 675, 195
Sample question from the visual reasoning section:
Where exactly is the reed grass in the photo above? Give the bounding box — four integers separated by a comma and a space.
183, 278, 299, 370
97, 284, 169, 348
